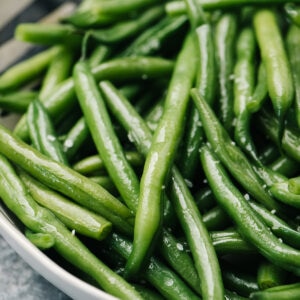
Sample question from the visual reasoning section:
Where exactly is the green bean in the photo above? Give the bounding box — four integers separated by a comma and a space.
233, 27, 259, 162
0, 123, 133, 234
177, 24, 214, 181
144, 98, 165, 132
253, 9, 294, 142
25, 229, 55, 250
285, 3, 300, 26
258, 108, 300, 162
195, 24, 216, 106
88, 176, 118, 195
170, 167, 225, 299
62, 117, 90, 160
191, 89, 284, 213
106, 233, 200, 300
0, 47, 60, 92
100, 81, 225, 299
286, 23, 300, 128
214, 13, 237, 132
211, 230, 256, 255
87, 45, 111, 68
250, 282, 300, 299
66, 0, 163, 29
247, 62, 268, 113
159, 229, 201, 295
257, 261, 286, 290
99, 81, 164, 188
13, 56, 174, 141
63, 84, 142, 161
258, 144, 280, 166
65, 5, 117, 28
165, 1, 187, 16
15, 23, 82, 47
27, 99, 69, 165
222, 265, 260, 297
165, 0, 300, 16
288, 176, 300, 195
177, 104, 204, 182
91, 5, 165, 44
194, 188, 216, 213
0, 91, 37, 113
39, 46, 74, 99
252, 163, 286, 188
269, 156, 299, 177
249, 200, 300, 248
124, 33, 196, 279
73, 151, 144, 175
0, 154, 142, 300
132, 284, 165, 300
184, 0, 206, 29
270, 180, 300, 209
87, 0, 162, 16
200, 144, 300, 276
20, 171, 112, 240
121, 15, 188, 57
73, 60, 140, 212
202, 205, 231, 231
225, 290, 249, 300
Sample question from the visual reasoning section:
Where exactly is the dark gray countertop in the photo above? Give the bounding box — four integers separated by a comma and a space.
0, 234, 71, 300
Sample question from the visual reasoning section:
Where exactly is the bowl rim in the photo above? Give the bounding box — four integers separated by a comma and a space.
0, 206, 118, 300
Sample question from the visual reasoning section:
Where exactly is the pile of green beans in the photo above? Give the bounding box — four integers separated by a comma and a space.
2, 0, 300, 299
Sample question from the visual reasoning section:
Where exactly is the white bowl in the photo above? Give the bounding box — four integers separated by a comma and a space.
0, 200, 117, 300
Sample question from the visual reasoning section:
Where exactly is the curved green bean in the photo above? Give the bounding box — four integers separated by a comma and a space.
13, 56, 174, 141
249, 200, 300, 248
73, 60, 140, 212
250, 282, 300, 299
62, 117, 90, 160
66, 0, 162, 28
257, 108, 300, 162
0, 91, 37, 113
39, 46, 74, 99
222, 265, 260, 298
0, 123, 133, 234
177, 23, 214, 181
106, 233, 200, 300
100, 80, 224, 299
253, 9, 294, 142
286, 23, 300, 128
200, 144, 300, 276
15, 23, 82, 47
211, 230, 256, 255
0, 47, 60, 92
247, 62, 268, 113
214, 13, 237, 132
73, 151, 144, 175
257, 261, 286, 290
20, 171, 112, 240
271, 180, 300, 208
0, 154, 142, 300
191, 89, 285, 213
27, 99, 69, 165
165, 0, 300, 16
91, 5, 164, 44
124, 33, 196, 279
233, 27, 258, 162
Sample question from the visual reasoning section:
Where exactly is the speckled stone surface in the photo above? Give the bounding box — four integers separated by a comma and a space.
0, 235, 70, 300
